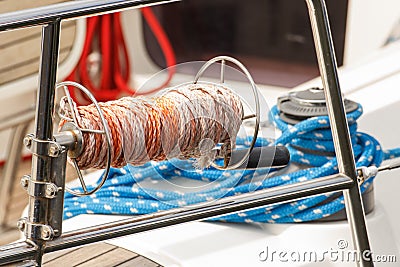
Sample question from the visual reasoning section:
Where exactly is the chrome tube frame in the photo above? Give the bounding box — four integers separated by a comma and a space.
0, 0, 373, 266
0, 0, 178, 31
1, 173, 353, 265
305, 1, 373, 266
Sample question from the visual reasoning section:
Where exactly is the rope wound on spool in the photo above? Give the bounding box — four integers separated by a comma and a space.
59, 82, 244, 170
57, 56, 288, 197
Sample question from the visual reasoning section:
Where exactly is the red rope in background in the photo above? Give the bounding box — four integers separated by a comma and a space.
66, 7, 176, 105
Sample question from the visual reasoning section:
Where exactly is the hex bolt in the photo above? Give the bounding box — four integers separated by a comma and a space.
42, 229, 50, 239
45, 185, 57, 198
42, 227, 53, 240
20, 175, 30, 189
17, 219, 25, 231
49, 144, 60, 157
23, 135, 32, 148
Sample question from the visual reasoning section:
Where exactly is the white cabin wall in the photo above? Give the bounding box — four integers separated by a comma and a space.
344, 0, 400, 65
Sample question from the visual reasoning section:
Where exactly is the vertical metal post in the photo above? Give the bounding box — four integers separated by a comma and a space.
305, 0, 373, 266
27, 20, 61, 265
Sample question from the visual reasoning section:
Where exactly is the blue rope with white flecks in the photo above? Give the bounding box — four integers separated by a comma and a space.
63, 104, 400, 223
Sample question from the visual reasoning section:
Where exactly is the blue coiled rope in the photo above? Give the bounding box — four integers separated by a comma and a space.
63, 104, 400, 223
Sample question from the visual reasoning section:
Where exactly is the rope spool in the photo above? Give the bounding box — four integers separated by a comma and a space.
57, 56, 264, 196
59, 82, 244, 170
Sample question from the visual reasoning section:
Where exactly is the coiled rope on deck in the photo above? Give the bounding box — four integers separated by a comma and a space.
63, 102, 400, 223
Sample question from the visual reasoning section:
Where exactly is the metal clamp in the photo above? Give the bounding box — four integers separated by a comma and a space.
17, 218, 55, 241
356, 162, 400, 185
23, 133, 63, 157
20, 175, 61, 199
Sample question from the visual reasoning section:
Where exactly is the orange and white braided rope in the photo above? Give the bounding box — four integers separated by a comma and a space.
59, 83, 244, 169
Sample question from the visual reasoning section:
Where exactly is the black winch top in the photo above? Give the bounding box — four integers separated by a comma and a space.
277, 87, 359, 124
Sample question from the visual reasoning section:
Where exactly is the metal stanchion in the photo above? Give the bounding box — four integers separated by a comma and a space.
305, 1, 373, 265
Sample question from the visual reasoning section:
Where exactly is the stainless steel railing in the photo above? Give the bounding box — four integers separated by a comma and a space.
0, 1, 373, 266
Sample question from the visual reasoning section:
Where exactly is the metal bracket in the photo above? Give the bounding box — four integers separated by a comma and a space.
20, 175, 61, 199
56, 122, 83, 159
23, 134, 63, 157
17, 218, 55, 241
